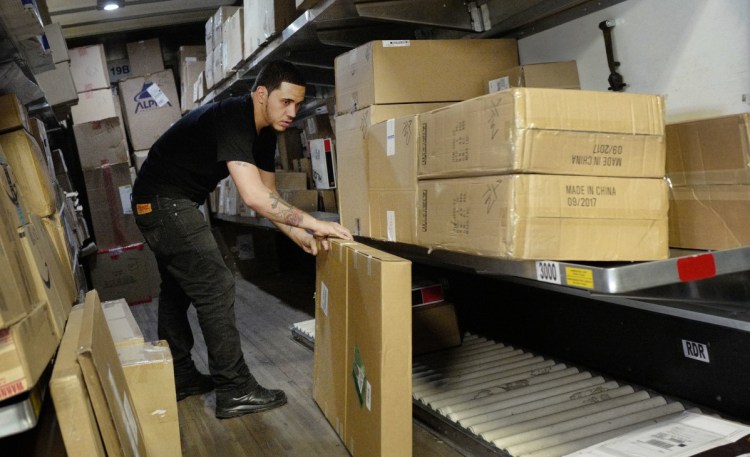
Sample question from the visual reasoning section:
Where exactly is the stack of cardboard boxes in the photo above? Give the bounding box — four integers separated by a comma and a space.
178, 45, 207, 114
33, 23, 78, 107
666, 113, 750, 250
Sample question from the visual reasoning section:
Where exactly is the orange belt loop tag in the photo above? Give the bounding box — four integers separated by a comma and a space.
136, 203, 153, 215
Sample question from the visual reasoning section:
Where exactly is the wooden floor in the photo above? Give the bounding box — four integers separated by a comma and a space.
126, 270, 467, 457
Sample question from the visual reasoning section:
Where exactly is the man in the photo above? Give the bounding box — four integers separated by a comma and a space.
131, 60, 352, 419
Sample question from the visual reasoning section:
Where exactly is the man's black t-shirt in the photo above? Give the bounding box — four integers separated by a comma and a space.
133, 94, 276, 203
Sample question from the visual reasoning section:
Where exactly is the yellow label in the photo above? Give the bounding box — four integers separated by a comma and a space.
565, 267, 594, 289
135, 203, 152, 215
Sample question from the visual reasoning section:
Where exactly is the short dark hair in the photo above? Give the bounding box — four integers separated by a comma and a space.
252, 61, 306, 93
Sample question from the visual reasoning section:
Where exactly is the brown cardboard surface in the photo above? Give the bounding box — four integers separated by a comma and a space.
119, 341, 181, 457
126, 38, 164, 77
275, 171, 308, 190
419, 88, 665, 179
50, 305, 107, 457
180, 60, 205, 113
102, 298, 145, 347
487, 61, 580, 92
665, 113, 750, 186
41, 213, 76, 287
418, 174, 669, 261
277, 127, 304, 170
0, 301, 59, 402
0, 130, 56, 218
319, 189, 337, 212
669, 184, 750, 250
243, 0, 297, 57
335, 103, 450, 236
279, 189, 319, 212
71, 88, 117, 125
34, 62, 78, 106
368, 115, 420, 191
68, 45, 110, 92
344, 244, 412, 457
77, 290, 147, 457
222, 8, 244, 71
334, 39, 519, 114
28, 117, 54, 180
0, 161, 26, 230
118, 69, 181, 151
412, 301, 461, 356
87, 243, 159, 305
368, 190, 417, 244
313, 240, 352, 440
0, 93, 29, 134
74, 117, 130, 170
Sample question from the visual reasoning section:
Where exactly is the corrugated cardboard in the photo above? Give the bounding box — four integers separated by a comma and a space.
368, 190, 417, 244
487, 61, 580, 92
0, 301, 59, 402
334, 39, 518, 114
51, 305, 107, 457
314, 240, 352, 440
665, 113, 750, 186
335, 103, 450, 237
419, 88, 666, 179
35, 61, 79, 106
87, 243, 159, 305
319, 189, 337, 212
204, 16, 213, 55
43, 23, 69, 64
82, 162, 143, 250
212, 43, 225, 85
0, 92, 30, 134
277, 127, 304, 170
412, 301, 461, 356
222, 8, 244, 72
243, 0, 297, 58
275, 171, 307, 190
669, 185, 750, 250
0, 160, 29, 228
77, 290, 147, 457
279, 189, 318, 212
102, 298, 144, 347
180, 60, 205, 113
345, 243, 412, 457
309, 138, 337, 189
0, 219, 33, 328
71, 88, 117, 125
118, 341, 181, 457
418, 174, 669, 261
126, 38, 164, 77
204, 48, 215, 89
41, 213, 77, 292
118, 69, 181, 151
68, 45, 110, 92
74, 117, 130, 170
28, 117, 54, 180
213, 5, 241, 46
0, 129, 55, 217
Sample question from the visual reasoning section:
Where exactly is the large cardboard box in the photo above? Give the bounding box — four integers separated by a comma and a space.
665, 113, 750, 186
87, 243, 159, 305
71, 88, 118, 125
334, 39, 518, 114
243, 0, 297, 58
213, 5, 241, 46
0, 93, 29, 134
83, 162, 143, 249
118, 69, 181, 151
43, 23, 69, 64
412, 301, 461, 356
418, 174, 669, 261
212, 43, 225, 85
35, 61, 79, 106
419, 88, 666, 179
68, 45, 110, 92
51, 305, 107, 457
180, 59, 205, 113
309, 138, 337, 189
275, 171, 307, 190
0, 221, 34, 328
222, 8, 244, 72
0, 129, 56, 218
345, 244, 412, 457
118, 341, 181, 457
367, 114, 420, 243
669, 185, 750, 250
126, 38, 164, 77
103, 298, 145, 347
0, 160, 29, 229
77, 291, 147, 457
335, 103, 450, 237
0, 301, 59, 402
28, 117, 54, 180
74, 117, 130, 170
279, 189, 318, 212
204, 16, 214, 56
487, 61, 580, 92
314, 240, 352, 439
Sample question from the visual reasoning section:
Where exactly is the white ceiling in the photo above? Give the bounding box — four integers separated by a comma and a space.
45, 0, 238, 39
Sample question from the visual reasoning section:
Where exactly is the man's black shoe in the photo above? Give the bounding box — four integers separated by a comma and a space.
175, 373, 214, 401
215, 386, 287, 419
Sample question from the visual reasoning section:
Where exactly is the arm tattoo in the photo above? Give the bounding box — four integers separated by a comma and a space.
269, 192, 303, 227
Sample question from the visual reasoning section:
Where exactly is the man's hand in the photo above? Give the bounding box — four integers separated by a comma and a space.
289, 227, 319, 255
311, 220, 353, 243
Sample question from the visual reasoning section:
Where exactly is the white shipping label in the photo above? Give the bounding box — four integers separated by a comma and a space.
119, 185, 133, 214
386, 210, 396, 242
365, 380, 372, 411
535, 261, 562, 284
682, 339, 710, 363
146, 82, 169, 107
488, 76, 510, 93
320, 282, 329, 316
386, 118, 396, 156
382, 40, 410, 47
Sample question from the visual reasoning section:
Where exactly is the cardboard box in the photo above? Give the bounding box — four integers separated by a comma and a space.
126, 38, 164, 77
44, 23, 69, 64
417, 174, 669, 261
487, 61, 580, 92
277, 127, 304, 170
669, 185, 750, 250
35, 61, 79, 106
118, 341, 181, 457
0, 129, 56, 218
222, 8, 244, 72
334, 39, 518, 114
419, 88, 666, 179
335, 103, 450, 236
319, 189, 337, 212
193, 71, 207, 103
41, 213, 77, 292
28, 117, 54, 180
50, 305, 107, 457
204, 48, 215, 89
102, 298, 144, 347
0, 155, 28, 230
133, 150, 148, 172
213, 5, 241, 46
368, 190, 416, 243
345, 243, 412, 457
74, 117, 130, 170
309, 138, 336, 189
0, 301, 59, 402
412, 301, 461, 355
118, 69, 181, 151
280, 189, 318, 212
212, 43, 224, 85
178, 45, 207, 68
82, 162, 143, 250
304, 113, 334, 140
0, 93, 30, 134
68, 45, 110, 92
665, 113, 750, 186
275, 171, 307, 190
243, 0, 297, 58
77, 290, 148, 457
71, 88, 117, 125
87, 243, 159, 305
314, 240, 352, 439
0, 219, 34, 328
180, 60, 205, 113
205, 16, 214, 55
